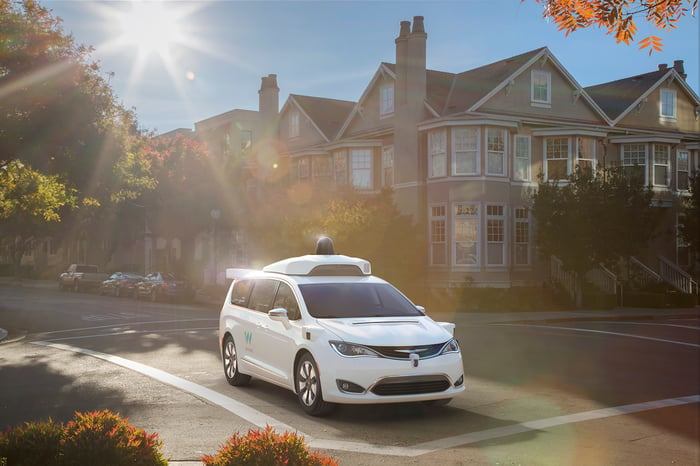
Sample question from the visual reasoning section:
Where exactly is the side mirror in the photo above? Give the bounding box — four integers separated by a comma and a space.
416, 305, 426, 315
269, 308, 291, 329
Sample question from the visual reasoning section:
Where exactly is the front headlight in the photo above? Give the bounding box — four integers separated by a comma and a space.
329, 340, 381, 357
439, 338, 460, 355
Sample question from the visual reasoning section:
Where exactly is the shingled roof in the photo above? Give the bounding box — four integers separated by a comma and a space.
585, 69, 670, 121
289, 94, 356, 141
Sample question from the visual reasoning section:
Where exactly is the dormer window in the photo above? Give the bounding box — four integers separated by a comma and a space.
660, 88, 676, 120
289, 111, 300, 138
380, 83, 394, 116
531, 70, 551, 107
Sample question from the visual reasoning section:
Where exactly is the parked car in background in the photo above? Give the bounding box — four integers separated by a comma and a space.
133, 272, 195, 303
58, 264, 110, 292
99, 272, 144, 297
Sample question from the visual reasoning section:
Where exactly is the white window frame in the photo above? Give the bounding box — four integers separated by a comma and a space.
430, 204, 447, 266
380, 83, 394, 117
350, 149, 373, 190
531, 70, 551, 106
452, 127, 480, 175
660, 88, 677, 120
453, 203, 480, 266
381, 145, 394, 187
514, 135, 531, 181
652, 144, 670, 187
486, 128, 507, 176
513, 207, 530, 266
333, 151, 347, 186
575, 137, 596, 174
621, 144, 648, 185
289, 111, 300, 138
429, 129, 447, 178
676, 150, 689, 191
312, 155, 332, 179
486, 204, 506, 266
545, 137, 570, 181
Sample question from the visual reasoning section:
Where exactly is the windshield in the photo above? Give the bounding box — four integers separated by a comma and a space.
298, 283, 422, 318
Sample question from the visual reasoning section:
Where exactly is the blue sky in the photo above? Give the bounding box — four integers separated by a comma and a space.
43, 0, 699, 135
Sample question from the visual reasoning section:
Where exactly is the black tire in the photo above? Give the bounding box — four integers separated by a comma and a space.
222, 335, 251, 386
295, 353, 334, 416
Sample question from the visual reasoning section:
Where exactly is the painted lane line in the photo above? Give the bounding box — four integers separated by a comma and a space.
38, 318, 218, 336
41, 327, 217, 342
496, 323, 700, 348
30, 341, 700, 458
407, 395, 700, 454
32, 341, 300, 436
584, 321, 700, 330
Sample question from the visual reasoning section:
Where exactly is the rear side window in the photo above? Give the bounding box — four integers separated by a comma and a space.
248, 279, 280, 313
231, 279, 254, 307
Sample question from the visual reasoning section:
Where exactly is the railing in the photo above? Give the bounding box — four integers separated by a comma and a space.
551, 255, 579, 304
629, 256, 662, 289
585, 264, 619, 296
659, 256, 699, 295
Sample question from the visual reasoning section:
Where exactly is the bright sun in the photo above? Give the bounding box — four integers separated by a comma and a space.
117, 1, 185, 59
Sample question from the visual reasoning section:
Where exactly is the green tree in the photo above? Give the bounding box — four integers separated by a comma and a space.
679, 174, 700, 274
528, 0, 697, 53
532, 166, 660, 302
0, 160, 76, 276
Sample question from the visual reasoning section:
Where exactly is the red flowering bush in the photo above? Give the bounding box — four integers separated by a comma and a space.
201, 425, 337, 466
0, 418, 64, 465
0, 410, 167, 466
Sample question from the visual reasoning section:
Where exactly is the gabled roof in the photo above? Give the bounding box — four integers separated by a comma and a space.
283, 94, 356, 142
585, 68, 700, 124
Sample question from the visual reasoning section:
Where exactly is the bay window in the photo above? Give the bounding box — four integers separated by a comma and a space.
653, 144, 670, 187
454, 204, 479, 266
545, 137, 569, 180
486, 205, 505, 266
514, 135, 531, 181
487, 128, 506, 176
350, 149, 373, 190
429, 130, 447, 178
453, 127, 479, 175
430, 205, 447, 265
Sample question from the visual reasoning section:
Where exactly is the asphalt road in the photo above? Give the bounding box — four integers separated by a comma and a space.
1, 282, 698, 465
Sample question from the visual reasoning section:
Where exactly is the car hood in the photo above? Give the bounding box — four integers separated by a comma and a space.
316, 317, 452, 346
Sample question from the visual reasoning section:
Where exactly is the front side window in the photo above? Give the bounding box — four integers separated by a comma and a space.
382, 145, 394, 187
487, 128, 506, 176
289, 111, 300, 138
514, 207, 530, 266
351, 149, 372, 190
430, 205, 446, 265
545, 137, 569, 180
660, 88, 676, 120
531, 70, 551, 105
272, 282, 301, 320
514, 135, 530, 181
453, 127, 479, 175
380, 83, 394, 116
622, 144, 647, 184
576, 137, 596, 173
486, 205, 505, 266
677, 151, 689, 191
454, 203, 479, 266
653, 144, 670, 187
429, 129, 447, 177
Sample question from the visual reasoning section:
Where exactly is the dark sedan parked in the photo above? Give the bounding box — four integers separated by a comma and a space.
133, 272, 195, 303
99, 272, 144, 297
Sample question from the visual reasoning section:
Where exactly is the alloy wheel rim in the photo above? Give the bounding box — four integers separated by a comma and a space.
297, 360, 318, 406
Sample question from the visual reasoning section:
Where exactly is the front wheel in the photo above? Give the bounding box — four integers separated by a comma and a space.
222, 335, 250, 386
296, 353, 334, 416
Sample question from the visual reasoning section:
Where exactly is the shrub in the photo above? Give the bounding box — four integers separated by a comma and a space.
201, 425, 337, 466
0, 418, 64, 465
62, 410, 167, 466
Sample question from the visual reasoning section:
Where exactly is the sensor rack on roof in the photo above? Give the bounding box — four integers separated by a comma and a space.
263, 254, 371, 276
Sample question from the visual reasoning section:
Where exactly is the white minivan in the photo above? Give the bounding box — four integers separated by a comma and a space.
218, 238, 465, 416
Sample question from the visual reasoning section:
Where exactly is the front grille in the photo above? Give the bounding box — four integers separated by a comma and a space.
371, 375, 451, 396
369, 343, 446, 360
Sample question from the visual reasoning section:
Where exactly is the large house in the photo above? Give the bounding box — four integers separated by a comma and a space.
195, 16, 699, 295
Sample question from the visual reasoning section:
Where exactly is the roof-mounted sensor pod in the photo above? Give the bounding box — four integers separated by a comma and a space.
316, 236, 335, 255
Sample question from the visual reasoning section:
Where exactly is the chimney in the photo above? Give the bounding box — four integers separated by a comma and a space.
673, 60, 687, 80
258, 74, 279, 138
395, 21, 410, 108
658, 64, 668, 71
406, 16, 427, 112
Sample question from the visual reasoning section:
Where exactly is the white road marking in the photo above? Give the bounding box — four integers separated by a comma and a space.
496, 323, 700, 348
587, 321, 700, 330
31, 340, 700, 457
38, 318, 217, 335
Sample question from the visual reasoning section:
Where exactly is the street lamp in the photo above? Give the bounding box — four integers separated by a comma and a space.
210, 208, 221, 286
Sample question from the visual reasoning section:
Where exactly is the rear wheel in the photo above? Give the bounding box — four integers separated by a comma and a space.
222, 335, 250, 386
296, 353, 334, 416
